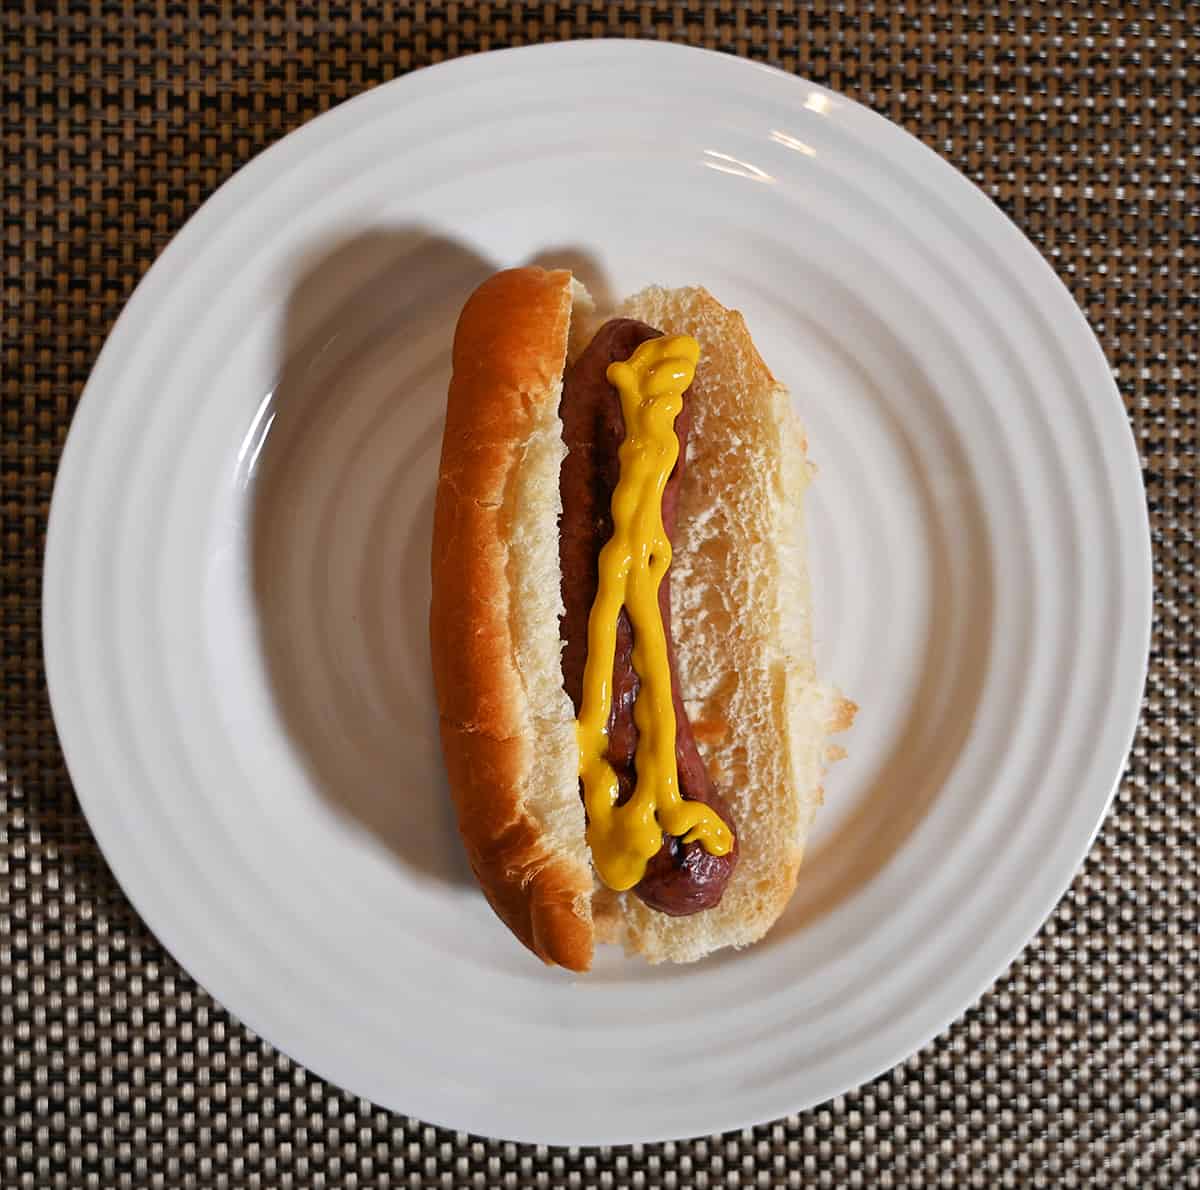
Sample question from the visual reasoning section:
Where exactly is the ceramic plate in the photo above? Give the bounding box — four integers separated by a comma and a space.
44, 41, 1151, 1144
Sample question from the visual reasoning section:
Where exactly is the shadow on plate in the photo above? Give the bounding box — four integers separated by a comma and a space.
526, 246, 617, 313
251, 228, 498, 888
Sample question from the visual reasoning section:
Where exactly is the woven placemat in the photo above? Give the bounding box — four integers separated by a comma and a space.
3, 3, 1196, 1186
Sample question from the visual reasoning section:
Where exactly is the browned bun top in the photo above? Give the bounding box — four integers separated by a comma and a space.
430, 267, 594, 972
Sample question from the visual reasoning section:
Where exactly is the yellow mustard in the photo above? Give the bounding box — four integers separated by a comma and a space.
575, 334, 735, 892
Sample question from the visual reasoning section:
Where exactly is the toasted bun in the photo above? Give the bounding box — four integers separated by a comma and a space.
431, 268, 852, 971
430, 268, 594, 971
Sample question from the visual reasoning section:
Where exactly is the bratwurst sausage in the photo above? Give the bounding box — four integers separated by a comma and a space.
558, 318, 738, 915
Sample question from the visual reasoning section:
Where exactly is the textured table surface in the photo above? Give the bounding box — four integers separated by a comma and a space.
3, 3, 1197, 1187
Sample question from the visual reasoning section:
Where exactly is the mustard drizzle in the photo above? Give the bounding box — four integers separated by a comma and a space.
574, 335, 734, 892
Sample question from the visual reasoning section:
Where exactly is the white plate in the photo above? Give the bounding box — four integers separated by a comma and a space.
44, 41, 1151, 1145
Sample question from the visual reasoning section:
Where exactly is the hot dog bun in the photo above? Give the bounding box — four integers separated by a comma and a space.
431, 267, 853, 971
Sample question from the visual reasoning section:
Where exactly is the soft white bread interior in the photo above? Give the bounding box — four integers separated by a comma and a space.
431, 268, 594, 972
574, 286, 854, 962
430, 268, 852, 971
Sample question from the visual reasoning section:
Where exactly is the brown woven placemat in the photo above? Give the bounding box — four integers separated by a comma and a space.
3, 3, 1196, 1186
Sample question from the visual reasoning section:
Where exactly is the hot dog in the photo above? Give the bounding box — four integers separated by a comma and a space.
430, 268, 853, 970
558, 317, 738, 915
